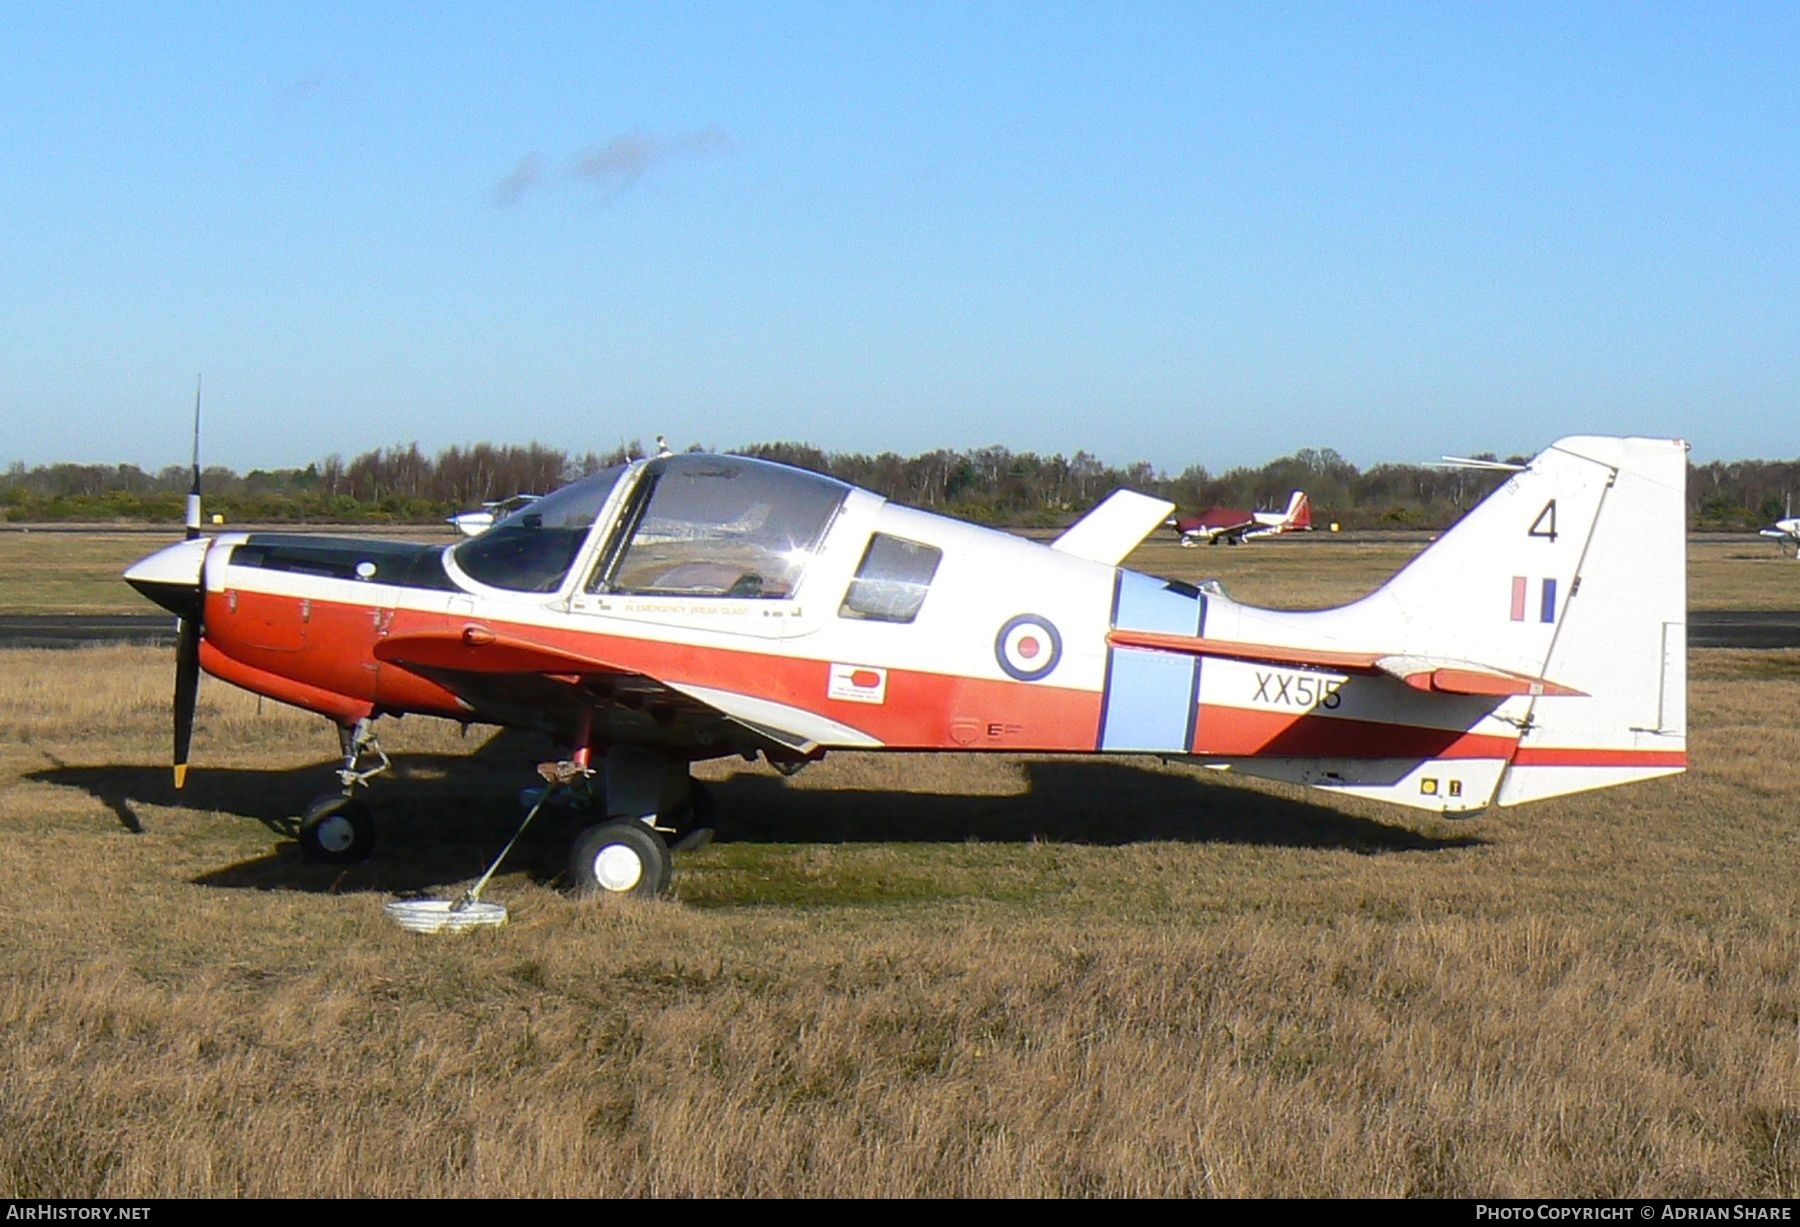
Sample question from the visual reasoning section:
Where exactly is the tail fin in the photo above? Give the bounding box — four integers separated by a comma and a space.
1284, 491, 1311, 530
1357, 436, 1688, 802
1492, 438, 1687, 802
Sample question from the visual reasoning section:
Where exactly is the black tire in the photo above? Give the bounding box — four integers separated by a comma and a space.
298, 794, 376, 864
569, 820, 672, 898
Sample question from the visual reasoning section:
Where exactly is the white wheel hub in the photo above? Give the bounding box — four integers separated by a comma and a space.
592, 843, 644, 892
315, 814, 356, 853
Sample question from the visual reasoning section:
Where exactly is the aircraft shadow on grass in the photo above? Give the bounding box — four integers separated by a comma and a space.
29, 733, 1485, 897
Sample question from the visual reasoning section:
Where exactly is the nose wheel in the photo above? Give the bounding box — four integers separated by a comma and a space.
298, 794, 376, 864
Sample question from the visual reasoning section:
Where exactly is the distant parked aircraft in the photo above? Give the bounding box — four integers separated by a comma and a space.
1172, 490, 1311, 546
1760, 515, 1800, 559
449, 494, 541, 538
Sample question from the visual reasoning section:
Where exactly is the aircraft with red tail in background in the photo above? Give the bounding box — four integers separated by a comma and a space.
1172, 489, 1312, 546
125, 436, 1688, 898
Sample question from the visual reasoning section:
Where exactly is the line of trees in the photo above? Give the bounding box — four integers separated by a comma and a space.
3, 441, 1796, 530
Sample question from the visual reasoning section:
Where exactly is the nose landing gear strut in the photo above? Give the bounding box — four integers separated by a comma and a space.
296, 717, 387, 864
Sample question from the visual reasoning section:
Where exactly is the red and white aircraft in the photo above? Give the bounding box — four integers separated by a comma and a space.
1172, 490, 1311, 546
125, 436, 1688, 897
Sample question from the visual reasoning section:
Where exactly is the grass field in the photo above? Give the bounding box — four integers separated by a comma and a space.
3, 525, 1796, 613
0, 530, 1797, 1196
0, 526, 452, 615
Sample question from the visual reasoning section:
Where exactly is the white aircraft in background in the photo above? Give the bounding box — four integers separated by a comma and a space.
1172, 490, 1312, 546
1761, 518, 1800, 557
449, 494, 540, 537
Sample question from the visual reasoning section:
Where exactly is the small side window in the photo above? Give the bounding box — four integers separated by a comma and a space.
840, 534, 941, 624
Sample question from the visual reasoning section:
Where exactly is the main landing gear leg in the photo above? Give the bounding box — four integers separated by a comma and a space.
567, 746, 710, 899
297, 717, 386, 865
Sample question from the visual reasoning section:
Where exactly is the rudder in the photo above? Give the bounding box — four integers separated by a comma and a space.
1495, 437, 1688, 802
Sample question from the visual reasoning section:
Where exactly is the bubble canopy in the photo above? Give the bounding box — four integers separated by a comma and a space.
450, 455, 850, 598
599, 456, 850, 599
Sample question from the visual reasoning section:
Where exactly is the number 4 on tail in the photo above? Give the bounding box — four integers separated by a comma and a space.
1529, 500, 1557, 542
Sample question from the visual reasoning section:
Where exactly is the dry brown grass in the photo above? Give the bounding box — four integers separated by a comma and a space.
1, 645, 1797, 1196
1688, 540, 1800, 611
1122, 532, 1800, 611
0, 533, 175, 614
0, 526, 455, 614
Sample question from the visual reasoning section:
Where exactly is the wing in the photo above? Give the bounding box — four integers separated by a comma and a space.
1176, 512, 1255, 545
373, 625, 850, 755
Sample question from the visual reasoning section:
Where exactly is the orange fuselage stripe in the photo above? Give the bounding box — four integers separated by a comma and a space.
203, 585, 1679, 769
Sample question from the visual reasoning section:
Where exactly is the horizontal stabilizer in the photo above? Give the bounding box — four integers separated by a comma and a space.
1106, 629, 1580, 696
1106, 627, 1382, 672
1054, 490, 1177, 565
1374, 655, 1584, 697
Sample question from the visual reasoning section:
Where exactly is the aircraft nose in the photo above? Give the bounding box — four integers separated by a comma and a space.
125, 537, 209, 619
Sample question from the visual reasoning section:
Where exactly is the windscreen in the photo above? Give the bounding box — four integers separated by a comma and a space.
453, 465, 627, 592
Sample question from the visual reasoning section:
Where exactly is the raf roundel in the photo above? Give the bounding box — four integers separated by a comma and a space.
995, 614, 1063, 682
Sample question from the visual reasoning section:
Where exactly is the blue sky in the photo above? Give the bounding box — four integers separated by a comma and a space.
3, 2, 1795, 476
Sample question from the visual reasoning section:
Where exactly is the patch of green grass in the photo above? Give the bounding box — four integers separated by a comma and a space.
675, 842, 1069, 909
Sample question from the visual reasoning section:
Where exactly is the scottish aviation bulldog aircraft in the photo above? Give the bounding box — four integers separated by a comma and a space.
125, 436, 1688, 897
1173, 490, 1311, 546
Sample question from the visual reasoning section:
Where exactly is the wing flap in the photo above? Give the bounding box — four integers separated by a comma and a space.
660, 681, 882, 751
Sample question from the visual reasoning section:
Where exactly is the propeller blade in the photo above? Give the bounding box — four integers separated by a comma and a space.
173, 613, 201, 789
176, 377, 204, 785
186, 375, 203, 540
